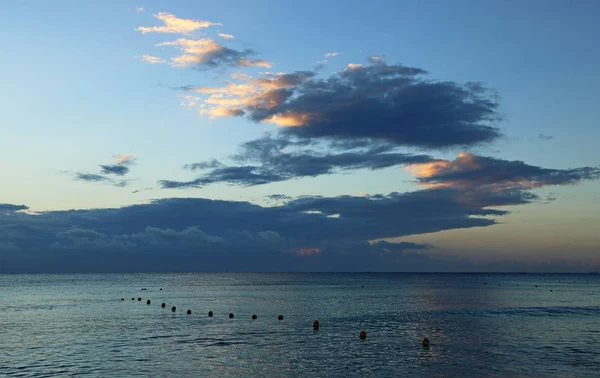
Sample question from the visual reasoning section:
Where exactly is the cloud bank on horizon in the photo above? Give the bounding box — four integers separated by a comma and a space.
2, 10, 599, 273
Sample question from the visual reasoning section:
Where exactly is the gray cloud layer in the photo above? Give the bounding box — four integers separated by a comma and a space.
160, 135, 434, 188
0, 183, 523, 272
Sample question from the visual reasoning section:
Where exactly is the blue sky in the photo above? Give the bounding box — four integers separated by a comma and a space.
1, 0, 599, 272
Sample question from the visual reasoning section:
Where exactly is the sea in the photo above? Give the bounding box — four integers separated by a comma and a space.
1, 273, 599, 377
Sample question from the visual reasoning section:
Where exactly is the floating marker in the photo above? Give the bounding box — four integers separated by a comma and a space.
120, 298, 124, 301
172, 306, 176, 312
138, 297, 142, 301
422, 337, 430, 347
252, 314, 257, 320
208, 311, 213, 317
147, 299, 151, 305
359, 330, 367, 340
161, 302, 166, 308
313, 320, 320, 330
131, 297, 135, 301
187, 309, 192, 315
278, 315, 284, 321
229, 313, 234, 319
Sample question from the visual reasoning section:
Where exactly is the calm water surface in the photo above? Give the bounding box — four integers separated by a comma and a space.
1, 273, 599, 377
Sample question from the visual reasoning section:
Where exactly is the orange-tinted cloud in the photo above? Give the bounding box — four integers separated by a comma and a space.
136, 12, 220, 35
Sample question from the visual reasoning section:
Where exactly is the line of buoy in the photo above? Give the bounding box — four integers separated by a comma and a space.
120, 300, 433, 346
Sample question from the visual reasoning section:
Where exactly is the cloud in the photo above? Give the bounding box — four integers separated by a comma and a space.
0, 190, 505, 272
538, 133, 555, 141
218, 33, 235, 40
136, 12, 221, 35
0, 204, 29, 213
324, 52, 339, 57
75, 173, 110, 183
100, 164, 130, 176
190, 58, 502, 149
114, 153, 136, 165
160, 134, 434, 187
408, 152, 600, 190
231, 72, 252, 81
72, 154, 136, 187
136, 6, 144, 12
140, 54, 165, 64
156, 38, 272, 69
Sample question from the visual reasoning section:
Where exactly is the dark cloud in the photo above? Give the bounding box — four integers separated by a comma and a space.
75, 173, 110, 182
160, 134, 434, 188
0, 183, 518, 272
100, 164, 130, 176
73, 155, 135, 187
74, 173, 129, 187
412, 153, 600, 190
0, 204, 29, 213
266, 194, 292, 201
184, 159, 224, 171
197, 58, 502, 149
538, 133, 555, 141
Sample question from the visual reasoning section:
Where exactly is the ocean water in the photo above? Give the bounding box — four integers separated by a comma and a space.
1, 273, 599, 377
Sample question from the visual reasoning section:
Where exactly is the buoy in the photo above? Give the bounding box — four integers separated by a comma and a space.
485, 282, 488, 285
120, 298, 124, 301
138, 297, 142, 301
229, 313, 234, 319
147, 299, 151, 305
161, 302, 166, 308
535, 285, 538, 287
208, 311, 213, 317
160, 288, 163, 291
359, 330, 367, 340
550, 290, 553, 292
172, 306, 176, 312
278, 315, 284, 321
187, 309, 192, 315
252, 314, 257, 320
422, 337, 430, 347
313, 320, 320, 330
131, 297, 135, 300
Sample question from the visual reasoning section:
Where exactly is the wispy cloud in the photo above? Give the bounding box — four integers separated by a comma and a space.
136, 12, 221, 35
156, 38, 272, 69
140, 54, 165, 64
538, 133, 555, 141
114, 153, 136, 165
72, 154, 136, 187
136, 6, 144, 12
324, 52, 339, 57
218, 33, 235, 40
159, 135, 433, 188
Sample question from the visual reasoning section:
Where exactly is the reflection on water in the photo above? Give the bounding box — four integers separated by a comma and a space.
1, 273, 599, 377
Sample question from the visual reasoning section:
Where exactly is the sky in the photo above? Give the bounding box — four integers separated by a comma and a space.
1, 0, 599, 272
